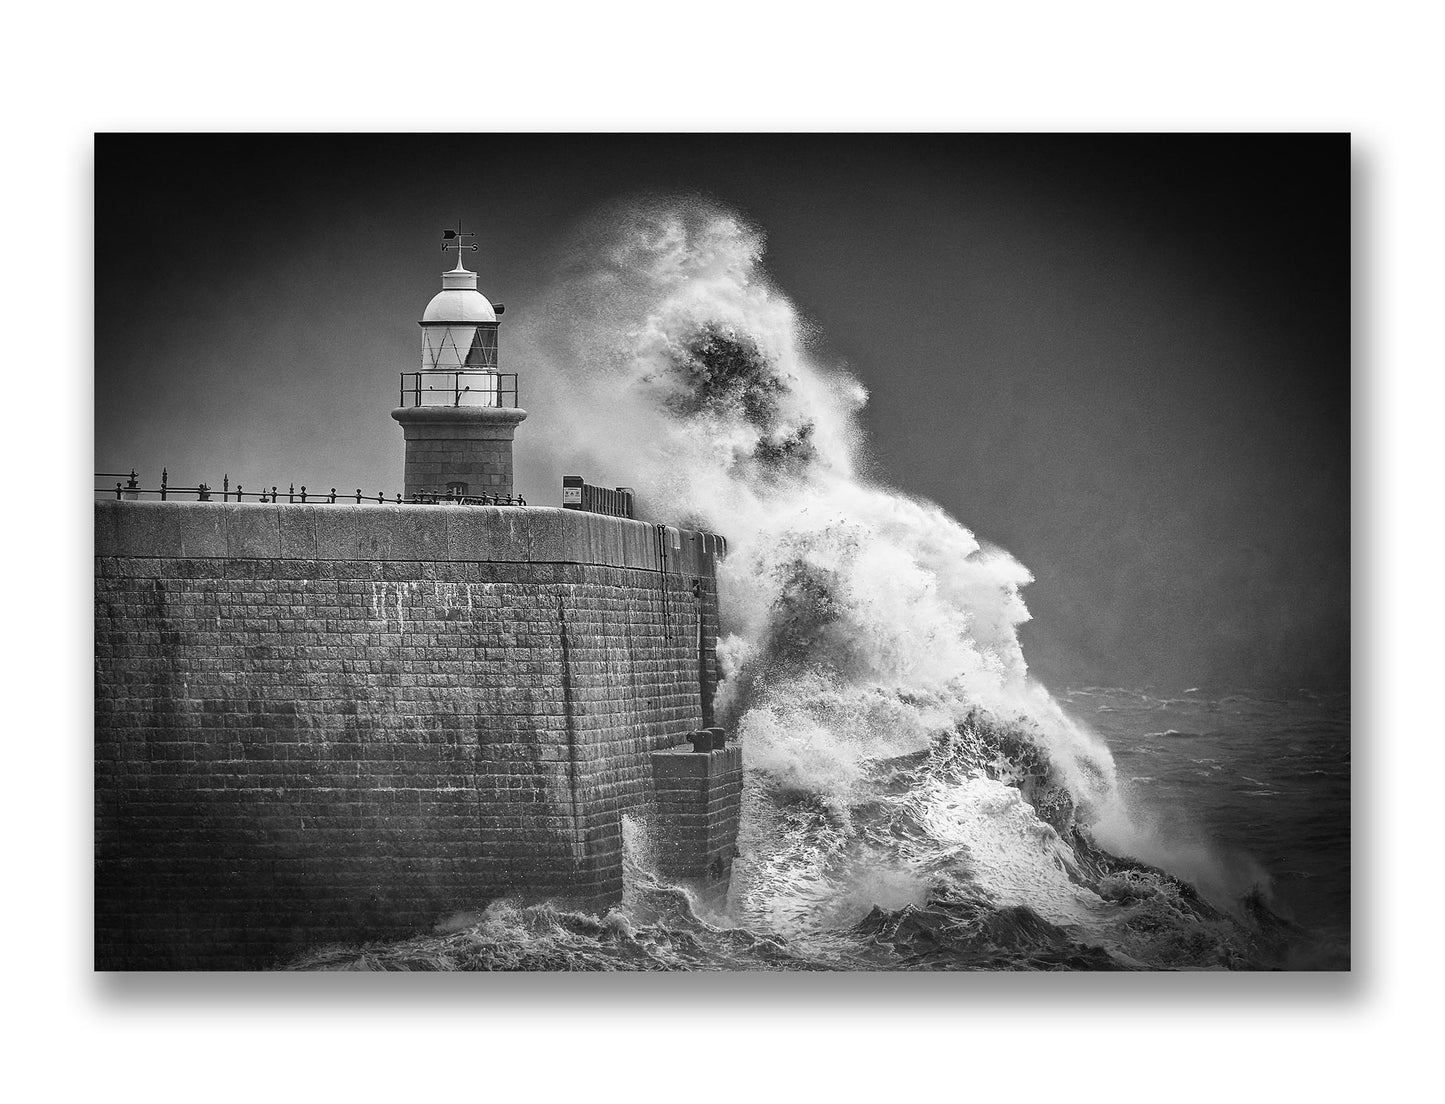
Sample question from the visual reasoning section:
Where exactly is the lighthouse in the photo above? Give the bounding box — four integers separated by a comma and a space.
391, 225, 527, 501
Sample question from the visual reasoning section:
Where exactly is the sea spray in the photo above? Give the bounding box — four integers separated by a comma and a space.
295, 198, 1290, 970
503, 197, 1274, 961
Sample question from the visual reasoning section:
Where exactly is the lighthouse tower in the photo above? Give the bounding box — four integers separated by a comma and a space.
391, 225, 527, 501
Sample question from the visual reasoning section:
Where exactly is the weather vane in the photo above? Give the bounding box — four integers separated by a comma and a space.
441, 219, 478, 264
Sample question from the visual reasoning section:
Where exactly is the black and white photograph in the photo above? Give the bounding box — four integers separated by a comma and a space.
14, 3, 1445, 1098
93, 133, 1349, 972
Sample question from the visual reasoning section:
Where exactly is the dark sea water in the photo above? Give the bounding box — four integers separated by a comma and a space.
292, 686, 1349, 973
1070, 686, 1351, 967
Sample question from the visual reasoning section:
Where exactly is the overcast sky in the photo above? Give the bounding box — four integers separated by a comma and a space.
95, 134, 1348, 693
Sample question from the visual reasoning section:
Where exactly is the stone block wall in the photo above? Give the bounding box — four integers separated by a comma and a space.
94, 501, 729, 969
390, 406, 526, 500
650, 745, 744, 905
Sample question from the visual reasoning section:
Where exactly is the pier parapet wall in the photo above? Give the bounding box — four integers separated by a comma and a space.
94, 501, 728, 969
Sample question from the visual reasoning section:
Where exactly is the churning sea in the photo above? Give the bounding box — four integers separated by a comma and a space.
1073, 685, 1351, 967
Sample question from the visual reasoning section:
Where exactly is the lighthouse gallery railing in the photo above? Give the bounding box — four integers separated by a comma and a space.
398, 370, 519, 409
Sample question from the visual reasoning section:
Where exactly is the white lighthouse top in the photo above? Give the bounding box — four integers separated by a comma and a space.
422, 258, 498, 324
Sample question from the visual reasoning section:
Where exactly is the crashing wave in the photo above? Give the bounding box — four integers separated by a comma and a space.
292, 197, 1311, 970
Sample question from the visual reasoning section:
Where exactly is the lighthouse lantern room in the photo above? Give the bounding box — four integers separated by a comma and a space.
392, 224, 527, 501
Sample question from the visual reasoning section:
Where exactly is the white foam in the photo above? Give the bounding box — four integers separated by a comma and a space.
510, 197, 1240, 929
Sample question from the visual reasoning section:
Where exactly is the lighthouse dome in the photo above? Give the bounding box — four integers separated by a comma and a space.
422, 265, 497, 323
420, 261, 501, 371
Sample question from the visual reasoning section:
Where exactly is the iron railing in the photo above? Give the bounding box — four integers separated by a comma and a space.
94, 469, 225, 501
398, 370, 519, 408
409, 488, 527, 506
94, 470, 526, 507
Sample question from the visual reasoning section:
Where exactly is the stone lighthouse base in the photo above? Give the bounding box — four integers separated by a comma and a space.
391, 405, 528, 501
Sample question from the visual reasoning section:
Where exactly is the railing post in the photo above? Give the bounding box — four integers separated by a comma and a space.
114, 483, 122, 500
197, 483, 210, 502
355, 488, 362, 503
126, 470, 138, 492
300, 485, 307, 503
329, 488, 336, 504
236, 483, 243, 501
288, 483, 295, 504
223, 474, 229, 502
161, 468, 168, 501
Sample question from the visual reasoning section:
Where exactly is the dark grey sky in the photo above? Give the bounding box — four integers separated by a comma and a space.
95, 134, 1349, 693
